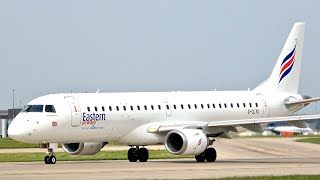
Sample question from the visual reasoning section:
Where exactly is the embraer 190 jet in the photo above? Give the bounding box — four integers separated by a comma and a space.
8, 22, 320, 164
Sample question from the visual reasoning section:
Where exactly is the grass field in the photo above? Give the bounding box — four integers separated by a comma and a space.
2, 135, 320, 149
296, 137, 320, 144
217, 175, 320, 180
0, 138, 39, 149
0, 150, 192, 162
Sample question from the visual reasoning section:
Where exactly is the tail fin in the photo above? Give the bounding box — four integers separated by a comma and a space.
254, 22, 305, 93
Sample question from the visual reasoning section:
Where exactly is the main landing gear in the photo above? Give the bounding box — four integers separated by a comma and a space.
44, 147, 56, 164
128, 146, 149, 162
195, 147, 217, 162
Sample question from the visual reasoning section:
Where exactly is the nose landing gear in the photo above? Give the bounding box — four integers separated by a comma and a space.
44, 144, 57, 164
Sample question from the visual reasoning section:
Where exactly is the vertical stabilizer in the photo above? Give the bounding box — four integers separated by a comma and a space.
254, 22, 305, 93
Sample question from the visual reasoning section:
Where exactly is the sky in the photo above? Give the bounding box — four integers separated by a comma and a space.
1, 0, 320, 110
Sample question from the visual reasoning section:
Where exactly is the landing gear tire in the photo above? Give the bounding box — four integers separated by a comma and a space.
49, 156, 57, 164
44, 156, 50, 164
205, 148, 217, 162
127, 146, 149, 162
128, 148, 138, 162
195, 153, 206, 162
138, 148, 149, 162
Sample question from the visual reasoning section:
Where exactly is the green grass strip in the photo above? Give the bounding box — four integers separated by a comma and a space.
0, 150, 192, 162
296, 137, 320, 144
211, 175, 320, 180
0, 138, 39, 149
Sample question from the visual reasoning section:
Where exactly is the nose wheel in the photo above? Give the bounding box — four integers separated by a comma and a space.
44, 155, 56, 164
128, 146, 149, 162
44, 147, 56, 164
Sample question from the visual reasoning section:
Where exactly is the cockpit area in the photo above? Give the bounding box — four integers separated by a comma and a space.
22, 105, 56, 113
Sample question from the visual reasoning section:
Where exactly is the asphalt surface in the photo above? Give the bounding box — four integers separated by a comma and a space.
0, 137, 320, 179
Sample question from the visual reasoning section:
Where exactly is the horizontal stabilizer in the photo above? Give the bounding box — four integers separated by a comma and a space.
285, 97, 320, 106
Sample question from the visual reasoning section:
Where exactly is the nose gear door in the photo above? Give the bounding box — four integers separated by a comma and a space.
65, 96, 82, 127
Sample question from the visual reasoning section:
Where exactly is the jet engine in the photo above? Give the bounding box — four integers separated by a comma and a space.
62, 142, 107, 155
164, 129, 208, 155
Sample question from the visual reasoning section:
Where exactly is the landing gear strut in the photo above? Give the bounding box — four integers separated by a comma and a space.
44, 147, 56, 164
195, 147, 217, 163
128, 146, 149, 162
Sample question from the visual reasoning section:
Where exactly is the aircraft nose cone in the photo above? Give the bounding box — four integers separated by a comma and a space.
8, 120, 28, 141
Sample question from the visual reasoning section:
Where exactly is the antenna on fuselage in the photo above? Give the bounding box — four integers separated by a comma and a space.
96, 89, 100, 93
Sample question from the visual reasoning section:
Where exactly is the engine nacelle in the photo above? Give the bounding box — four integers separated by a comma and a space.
62, 142, 107, 155
165, 129, 208, 155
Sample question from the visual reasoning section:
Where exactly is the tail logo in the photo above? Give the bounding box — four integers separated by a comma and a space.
279, 45, 296, 83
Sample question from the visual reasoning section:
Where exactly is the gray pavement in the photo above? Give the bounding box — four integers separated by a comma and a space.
0, 137, 320, 179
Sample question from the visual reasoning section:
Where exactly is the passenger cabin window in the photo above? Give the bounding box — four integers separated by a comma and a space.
249, 103, 252, 108
94, 106, 98, 111
237, 103, 240, 108
23, 105, 44, 112
207, 104, 210, 108
130, 106, 133, 111
123, 106, 126, 111
109, 106, 112, 111
212, 104, 215, 108
201, 104, 204, 109
224, 103, 227, 108
181, 104, 184, 109
102, 106, 105, 111
194, 104, 197, 109
151, 105, 154, 110
45, 105, 56, 113
116, 106, 119, 111
173, 105, 176, 109
87, 107, 90, 112
166, 105, 169, 110
219, 104, 222, 108
137, 106, 140, 110
158, 105, 161, 110
188, 104, 191, 109
243, 103, 246, 108
144, 105, 147, 110
255, 103, 258, 108
230, 103, 233, 108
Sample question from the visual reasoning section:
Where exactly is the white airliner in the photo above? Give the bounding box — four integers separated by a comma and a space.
267, 123, 314, 135
8, 22, 320, 164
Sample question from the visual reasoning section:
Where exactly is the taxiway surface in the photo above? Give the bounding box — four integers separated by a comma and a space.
0, 138, 319, 179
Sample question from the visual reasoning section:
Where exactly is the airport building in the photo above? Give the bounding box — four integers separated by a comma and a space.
0, 109, 21, 138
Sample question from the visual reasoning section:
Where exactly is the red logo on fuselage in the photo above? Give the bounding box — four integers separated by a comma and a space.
52, 121, 58, 127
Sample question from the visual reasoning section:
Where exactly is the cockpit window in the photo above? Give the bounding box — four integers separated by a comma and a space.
45, 105, 56, 113
22, 105, 44, 112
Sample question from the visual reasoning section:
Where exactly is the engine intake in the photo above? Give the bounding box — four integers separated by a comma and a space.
165, 129, 208, 155
62, 142, 107, 155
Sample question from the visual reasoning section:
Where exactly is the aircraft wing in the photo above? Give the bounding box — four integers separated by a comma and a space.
151, 114, 320, 133
206, 114, 320, 126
